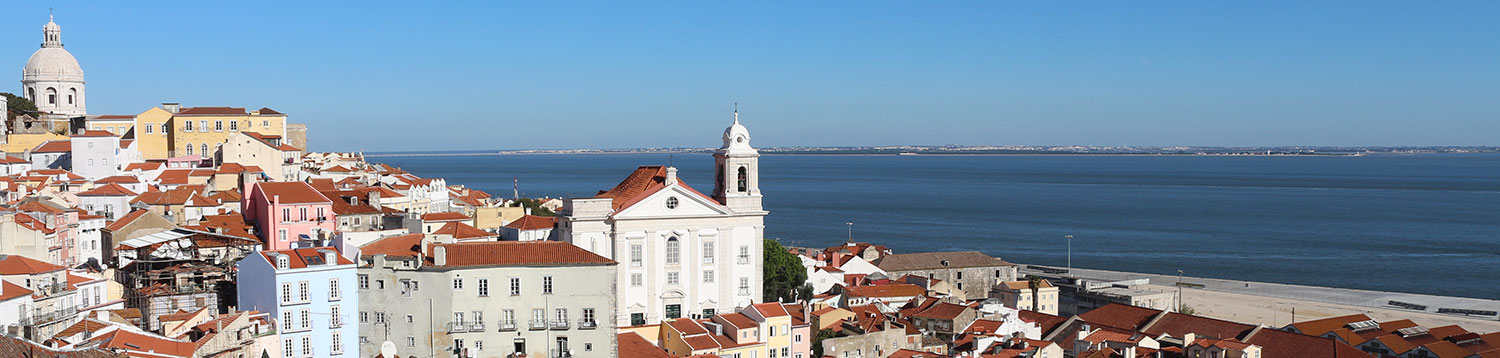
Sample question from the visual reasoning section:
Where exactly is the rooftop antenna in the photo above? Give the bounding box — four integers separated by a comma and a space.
668, 154, 674, 168
733, 102, 739, 124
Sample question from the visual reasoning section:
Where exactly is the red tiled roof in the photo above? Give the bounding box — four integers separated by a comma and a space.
307, 178, 335, 191
255, 107, 283, 115
1142, 312, 1255, 341
156, 169, 191, 185
619, 332, 674, 358
912, 302, 969, 320
258, 247, 353, 269
594, 166, 717, 211
77, 183, 138, 197
0, 254, 66, 275
844, 283, 927, 298
432, 241, 615, 267
0, 281, 34, 301
87, 329, 197, 357
106, 209, 151, 231
0, 156, 27, 164
72, 129, 117, 137
1077, 303, 1161, 331
751, 302, 791, 317
94, 115, 135, 119
667, 317, 710, 335
31, 140, 71, 153
1017, 310, 1068, 336
504, 214, 556, 230
718, 312, 757, 329
432, 222, 495, 240
124, 162, 162, 171
119, 139, 133, 149
359, 234, 425, 258
177, 106, 246, 115
254, 182, 331, 204
422, 211, 471, 221
95, 175, 140, 184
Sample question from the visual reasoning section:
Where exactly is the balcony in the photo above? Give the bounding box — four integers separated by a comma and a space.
20, 306, 78, 326
551, 349, 573, 358
737, 256, 751, 265
577, 319, 598, 330
549, 319, 570, 330
468, 321, 485, 331
497, 320, 518, 332
529, 319, 549, 330
447, 322, 468, 333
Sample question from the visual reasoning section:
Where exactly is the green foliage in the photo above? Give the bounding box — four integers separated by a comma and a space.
510, 198, 556, 217
1178, 304, 1197, 316
763, 239, 808, 303
796, 283, 815, 302
811, 329, 843, 357
2, 93, 38, 121
1027, 276, 1044, 312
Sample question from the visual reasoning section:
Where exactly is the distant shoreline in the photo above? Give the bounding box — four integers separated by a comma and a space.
363, 150, 1490, 158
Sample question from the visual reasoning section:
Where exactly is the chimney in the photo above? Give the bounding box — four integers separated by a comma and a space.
665, 167, 678, 185
1183, 333, 1196, 347
162, 103, 181, 113
1078, 324, 1091, 341
525, 207, 532, 216
433, 245, 447, 266
1124, 346, 1136, 358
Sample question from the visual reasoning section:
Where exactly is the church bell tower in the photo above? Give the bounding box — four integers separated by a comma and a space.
713, 108, 763, 212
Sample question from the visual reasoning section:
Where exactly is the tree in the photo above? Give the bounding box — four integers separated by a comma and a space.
509, 198, 556, 217
763, 239, 808, 303
796, 283, 815, 302
2, 92, 39, 122
1027, 276, 1044, 312
811, 329, 843, 357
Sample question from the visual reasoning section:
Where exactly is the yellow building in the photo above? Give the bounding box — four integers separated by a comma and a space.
131, 103, 288, 160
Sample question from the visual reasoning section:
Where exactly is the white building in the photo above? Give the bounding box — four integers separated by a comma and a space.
558, 111, 767, 326
69, 130, 120, 180
22, 14, 86, 117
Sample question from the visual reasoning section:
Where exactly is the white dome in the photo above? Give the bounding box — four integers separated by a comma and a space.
719, 111, 757, 155
24, 47, 85, 81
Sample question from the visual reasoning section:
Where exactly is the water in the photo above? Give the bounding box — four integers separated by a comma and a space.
372, 153, 1500, 299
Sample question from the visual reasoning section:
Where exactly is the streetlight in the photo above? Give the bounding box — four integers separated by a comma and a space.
846, 222, 854, 243
1064, 235, 1073, 274
1177, 269, 1184, 312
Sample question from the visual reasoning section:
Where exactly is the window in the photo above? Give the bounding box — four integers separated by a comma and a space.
739, 278, 750, 295
200, 120, 208, 133
358, 275, 369, 289
185, 143, 194, 156
665, 237, 680, 264
630, 244, 643, 267
667, 272, 680, 285
703, 309, 715, 317
331, 331, 343, 354
543, 276, 553, 294
477, 278, 489, 296
453, 312, 465, 324
277, 256, 289, 270
329, 278, 341, 300
317, 207, 324, 220
301, 336, 311, 356
376, 312, 387, 324
957, 271, 963, 280
215, 121, 223, 131
475, 340, 484, 351
666, 196, 679, 209
183, 120, 194, 132
453, 276, 463, 291
796, 334, 803, 343
406, 315, 414, 323
330, 305, 342, 327
282, 311, 293, 330
555, 308, 568, 323
503, 309, 515, 324
510, 277, 520, 295
631, 313, 646, 326
665, 304, 681, 319
300, 308, 310, 328
406, 336, 415, 347
704, 270, 715, 283
631, 273, 642, 287
737, 166, 748, 192
377, 280, 385, 289
582, 308, 595, 324
770, 325, 777, 336
160, 123, 168, 133
283, 338, 293, 357
703, 241, 715, 264
263, 120, 270, 127
299, 281, 310, 302
145, 123, 153, 134
360, 311, 369, 323
738, 246, 751, 264
299, 207, 307, 221
229, 121, 238, 131
280, 283, 292, 303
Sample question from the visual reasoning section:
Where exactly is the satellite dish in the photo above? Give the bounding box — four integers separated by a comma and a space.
381, 341, 397, 357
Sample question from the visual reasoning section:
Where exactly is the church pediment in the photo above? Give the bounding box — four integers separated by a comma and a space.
614, 184, 733, 218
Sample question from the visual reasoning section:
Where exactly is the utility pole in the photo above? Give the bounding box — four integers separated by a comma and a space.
1177, 269, 1184, 312
846, 222, 854, 243
1065, 235, 1073, 275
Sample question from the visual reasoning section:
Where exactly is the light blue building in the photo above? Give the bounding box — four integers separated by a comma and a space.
238, 246, 359, 358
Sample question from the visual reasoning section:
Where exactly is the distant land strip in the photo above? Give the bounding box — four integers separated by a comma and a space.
363, 145, 1498, 157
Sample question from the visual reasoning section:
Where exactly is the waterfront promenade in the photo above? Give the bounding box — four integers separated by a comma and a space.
1022, 266, 1500, 332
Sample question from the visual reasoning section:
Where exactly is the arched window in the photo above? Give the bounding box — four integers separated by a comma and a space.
185, 143, 193, 156
68, 88, 76, 105
201, 144, 209, 157
161, 123, 169, 133
737, 166, 748, 192
45, 88, 56, 105
27, 88, 35, 101
665, 237, 680, 265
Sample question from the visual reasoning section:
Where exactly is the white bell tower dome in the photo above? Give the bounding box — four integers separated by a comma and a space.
22, 13, 87, 117
713, 107, 763, 212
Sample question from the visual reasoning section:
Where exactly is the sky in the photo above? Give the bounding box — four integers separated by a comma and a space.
3, 1, 1497, 151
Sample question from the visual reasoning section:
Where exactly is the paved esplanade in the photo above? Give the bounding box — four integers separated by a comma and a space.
1025, 266, 1500, 320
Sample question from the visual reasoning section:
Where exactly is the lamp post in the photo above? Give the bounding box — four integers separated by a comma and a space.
846, 222, 854, 243
1177, 269, 1184, 312
1065, 235, 1073, 274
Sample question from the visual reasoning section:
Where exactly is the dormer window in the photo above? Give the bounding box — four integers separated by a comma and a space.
276, 255, 289, 270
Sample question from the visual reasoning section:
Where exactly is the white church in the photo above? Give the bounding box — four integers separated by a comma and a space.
22, 14, 87, 117
559, 112, 768, 327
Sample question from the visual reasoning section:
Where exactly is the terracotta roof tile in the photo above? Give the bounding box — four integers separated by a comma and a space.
718, 312, 757, 329
504, 214, 556, 230
360, 234, 425, 258
257, 247, 353, 270
0, 254, 66, 275
106, 209, 151, 231
31, 140, 72, 153
751, 302, 790, 317
254, 182, 331, 204
77, 183, 139, 196
0, 281, 34, 301
1077, 303, 1161, 331
432, 222, 495, 240
95, 175, 140, 184
844, 283, 926, 298
177, 106, 246, 115
433, 241, 615, 267
619, 332, 674, 358
594, 166, 717, 211
124, 162, 162, 171
872, 251, 1015, 271
912, 302, 969, 320
72, 129, 117, 137
422, 211, 471, 221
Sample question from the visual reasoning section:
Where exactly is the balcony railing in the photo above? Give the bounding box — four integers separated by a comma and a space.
578, 319, 598, 330
447, 322, 468, 333
20, 307, 78, 326
497, 320, 518, 332
737, 256, 751, 265
529, 319, 549, 330
550, 319, 570, 330
551, 349, 572, 358
468, 321, 485, 331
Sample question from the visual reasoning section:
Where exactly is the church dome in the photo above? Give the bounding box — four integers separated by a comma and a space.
719, 110, 757, 154
24, 47, 85, 81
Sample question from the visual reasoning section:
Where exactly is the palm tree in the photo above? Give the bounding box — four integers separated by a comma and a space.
1027, 276, 1044, 312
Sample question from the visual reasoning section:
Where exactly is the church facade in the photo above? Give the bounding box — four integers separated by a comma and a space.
558, 112, 768, 327
22, 15, 87, 118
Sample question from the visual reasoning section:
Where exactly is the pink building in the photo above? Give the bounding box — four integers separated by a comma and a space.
243, 181, 335, 251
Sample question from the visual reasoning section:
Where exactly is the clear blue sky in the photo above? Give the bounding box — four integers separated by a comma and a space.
4, 1, 1497, 151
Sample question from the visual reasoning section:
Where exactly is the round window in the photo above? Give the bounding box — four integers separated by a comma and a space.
666, 197, 679, 209
736, 136, 746, 143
